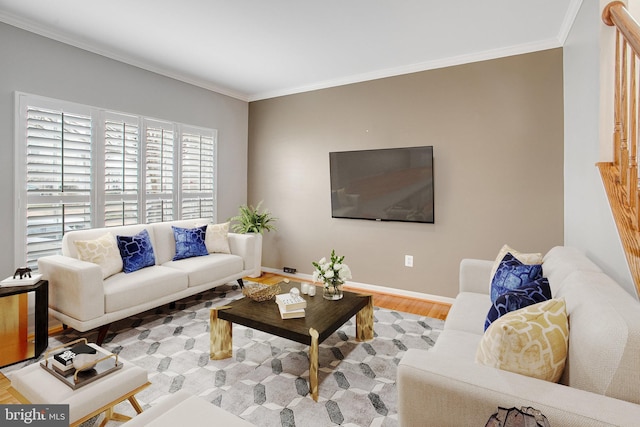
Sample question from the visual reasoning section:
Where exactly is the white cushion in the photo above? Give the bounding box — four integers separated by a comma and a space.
73, 232, 123, 279
443, 292, 490, 335
204, 222, 231, 254
162, 254, 244, 287
555, 270, 640, 402
104, 266, 188, 313
432, 329, 482, 363
542, 246, 602, 294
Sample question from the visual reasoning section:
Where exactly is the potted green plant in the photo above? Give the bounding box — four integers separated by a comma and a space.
230, 201, 277, 234
230, 201, 277, 277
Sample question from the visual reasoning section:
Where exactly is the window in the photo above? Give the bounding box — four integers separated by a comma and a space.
15, 93, 218, 269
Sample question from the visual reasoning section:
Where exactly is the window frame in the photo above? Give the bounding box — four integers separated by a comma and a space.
14, 92, 218, 269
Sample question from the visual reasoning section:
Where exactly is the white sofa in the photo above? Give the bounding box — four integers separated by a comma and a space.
398, 246, 640, 426
124, 390, 254, 427
38, 219, 256, 344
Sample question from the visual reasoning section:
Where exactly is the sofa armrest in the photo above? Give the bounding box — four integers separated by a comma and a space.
459, 259, 493, 294
227, 233, 256, 271
37, 255, 105, 322
398, 349, 640, 427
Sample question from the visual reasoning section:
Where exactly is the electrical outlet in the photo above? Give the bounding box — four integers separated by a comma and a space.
405, 255, 413, 267
283, 267, 297, 274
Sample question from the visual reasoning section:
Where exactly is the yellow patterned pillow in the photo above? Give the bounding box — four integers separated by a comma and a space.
204, 222, 231, 254
475, 298, 568, 382
490, 244, 543, 284
73, 232, 123, 279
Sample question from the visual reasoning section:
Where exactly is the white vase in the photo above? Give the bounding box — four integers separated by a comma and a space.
248, 232, 263, 278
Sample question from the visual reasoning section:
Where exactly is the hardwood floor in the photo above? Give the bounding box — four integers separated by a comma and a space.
249, 272, 451, 320
0, 273, 450, 404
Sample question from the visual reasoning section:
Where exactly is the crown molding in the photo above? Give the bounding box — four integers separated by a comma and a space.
0, 11, 251, 102
249, 38, 564, 102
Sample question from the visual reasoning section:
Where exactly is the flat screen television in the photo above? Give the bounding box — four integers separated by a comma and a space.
329, 146, 434, 223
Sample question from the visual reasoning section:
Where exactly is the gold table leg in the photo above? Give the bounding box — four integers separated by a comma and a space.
309, 328, 319, 401
210, 307, 233, 360
356, 295, 374, 341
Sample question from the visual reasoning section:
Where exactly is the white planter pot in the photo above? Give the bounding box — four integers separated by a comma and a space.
248, 232, 263, 278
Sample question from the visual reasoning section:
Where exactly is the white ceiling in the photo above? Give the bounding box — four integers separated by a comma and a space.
0, 0, 582, 102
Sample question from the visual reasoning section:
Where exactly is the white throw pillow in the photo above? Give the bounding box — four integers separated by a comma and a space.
73, 232, 123, 279
490, 244, 543, 285
204, 222, 231, 254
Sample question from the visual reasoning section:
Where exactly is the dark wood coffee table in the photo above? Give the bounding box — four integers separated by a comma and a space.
210, 281, 374, 401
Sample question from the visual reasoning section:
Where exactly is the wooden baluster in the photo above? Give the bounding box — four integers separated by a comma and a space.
621, 39, 629, 187
615, 30, 622, 171
629, 55, 638, 227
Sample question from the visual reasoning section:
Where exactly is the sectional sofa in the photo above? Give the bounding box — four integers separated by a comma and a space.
398, 246, 640, 426
37, 218, 257, 344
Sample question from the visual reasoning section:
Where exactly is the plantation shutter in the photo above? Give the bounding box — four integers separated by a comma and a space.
181, 128, 216, 220
104, 114, 140, 227
24, 105, 92, 268
15, 93, 219, 269
145, 120, 175, 223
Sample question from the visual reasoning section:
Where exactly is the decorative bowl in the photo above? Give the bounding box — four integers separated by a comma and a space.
242, 282, 281, 302
73, 353, 99, 372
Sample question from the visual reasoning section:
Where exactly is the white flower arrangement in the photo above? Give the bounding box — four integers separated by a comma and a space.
312, 250, 352, 289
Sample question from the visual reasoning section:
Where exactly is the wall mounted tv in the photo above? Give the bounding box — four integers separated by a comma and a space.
329, 146, 434, 224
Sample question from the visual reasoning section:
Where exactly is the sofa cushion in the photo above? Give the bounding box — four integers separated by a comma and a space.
104, 265, 188, 313
490, 244, 543, 284
163, 254, 244, 287
485, 278, 551, 331
541, 246, 602, 295
475, 298, 568, 383
444, 292, 491, 335
432, 329, 482, 363
172, 225, 209, 261
117, 229, 156, 273
204, 222, 231, 254
490, 253, 543, 302
555, 270, 640, 403
72, 232, 123, 279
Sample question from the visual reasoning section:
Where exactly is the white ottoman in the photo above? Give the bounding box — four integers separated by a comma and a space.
124, 390, 254, 427
8, 344, 149, 427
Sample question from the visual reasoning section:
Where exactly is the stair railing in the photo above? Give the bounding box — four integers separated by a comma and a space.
602, 1, 640, 296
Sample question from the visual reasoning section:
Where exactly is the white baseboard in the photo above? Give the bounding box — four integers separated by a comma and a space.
260, 266, 456, 305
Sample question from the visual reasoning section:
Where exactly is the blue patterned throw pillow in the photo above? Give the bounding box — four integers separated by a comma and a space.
484, 277, 552, 331
490, 253, 543, 303
172, 225, 208, 261
116, 229, 156, 273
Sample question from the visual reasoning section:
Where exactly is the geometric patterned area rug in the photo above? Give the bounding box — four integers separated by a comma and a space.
2, 282, 444, 427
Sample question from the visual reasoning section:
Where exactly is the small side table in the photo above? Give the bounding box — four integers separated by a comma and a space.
0, 279, 48, 367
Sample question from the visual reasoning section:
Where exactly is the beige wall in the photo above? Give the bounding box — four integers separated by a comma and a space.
248, 49, 564, 298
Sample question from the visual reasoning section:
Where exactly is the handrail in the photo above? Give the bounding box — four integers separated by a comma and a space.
603, 2, 640, 56
602, 1, 640, 297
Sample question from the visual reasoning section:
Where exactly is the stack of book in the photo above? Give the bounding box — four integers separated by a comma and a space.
275, 292, 307, 319
51, 342, 98, 375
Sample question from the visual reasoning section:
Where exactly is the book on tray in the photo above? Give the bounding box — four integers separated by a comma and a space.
52, 342, 98, 373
